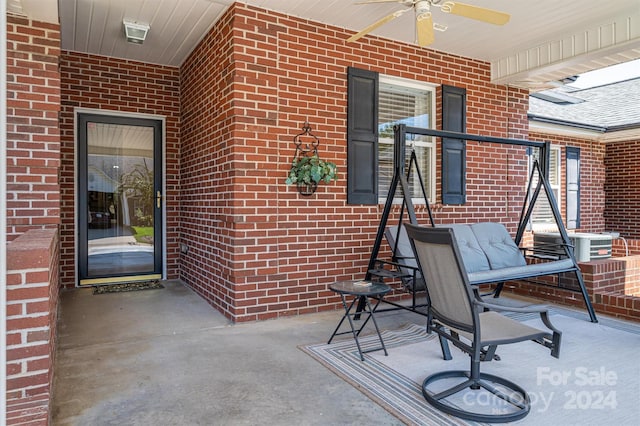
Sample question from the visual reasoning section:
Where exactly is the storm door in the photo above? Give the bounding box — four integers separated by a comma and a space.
77, 113, 163, 285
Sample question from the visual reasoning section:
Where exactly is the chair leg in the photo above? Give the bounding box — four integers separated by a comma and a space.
470, 354, 481, 389
480, 376, 528, 410
493, 282, 504, 297
430, 323, 452, 360
481, 345, 499, 361
574, 268, 598, 323
438, 334, 452, 361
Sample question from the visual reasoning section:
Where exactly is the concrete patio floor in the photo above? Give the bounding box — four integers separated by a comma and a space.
51, 280, 415, 425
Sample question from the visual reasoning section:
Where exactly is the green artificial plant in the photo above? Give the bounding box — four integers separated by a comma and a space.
285, 154, 338, 186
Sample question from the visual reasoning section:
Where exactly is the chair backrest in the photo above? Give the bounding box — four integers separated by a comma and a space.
405, 224, 476, 332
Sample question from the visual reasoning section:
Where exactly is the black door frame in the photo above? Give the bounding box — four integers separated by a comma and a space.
77, 112, 164, 285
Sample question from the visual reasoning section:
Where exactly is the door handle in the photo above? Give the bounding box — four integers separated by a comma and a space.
156, 191, 162, 208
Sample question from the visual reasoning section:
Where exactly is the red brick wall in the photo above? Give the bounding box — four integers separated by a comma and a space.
612, 238, 640, 257
6, 229, 59, 425
6, 15, 61, 239
179, 7, 236, 317
179, 4, 531, 322
583, 257, 640, 321
529, 132, 606, 233
6, 15, 62, 425
59, 51, 181, 287
604, 139, 640, 239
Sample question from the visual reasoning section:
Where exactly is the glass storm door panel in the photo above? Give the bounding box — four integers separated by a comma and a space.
77, 114, 163, 285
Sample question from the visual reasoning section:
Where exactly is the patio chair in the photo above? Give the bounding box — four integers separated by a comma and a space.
404, 224, 562, 423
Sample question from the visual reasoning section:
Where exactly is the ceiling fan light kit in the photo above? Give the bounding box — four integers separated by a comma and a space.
347, 0, 510, 47
415, 0, 431, 15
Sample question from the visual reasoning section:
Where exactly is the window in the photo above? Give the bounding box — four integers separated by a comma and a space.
566, 147, 580, 229
527, 146, 561, 230
378, 75, 436, 203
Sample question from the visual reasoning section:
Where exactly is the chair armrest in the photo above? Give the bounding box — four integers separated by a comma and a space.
373, 259, 419, 273
522, 242, 575, 259
394, 255, 415, 260
475, 300, 562, 358
528, 241, 575, 249
475, 300, 549, 314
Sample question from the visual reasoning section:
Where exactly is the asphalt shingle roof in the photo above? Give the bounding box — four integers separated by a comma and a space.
528, 77, 640, 131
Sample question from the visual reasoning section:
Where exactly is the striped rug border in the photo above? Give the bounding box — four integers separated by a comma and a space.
300, 325, 484, 425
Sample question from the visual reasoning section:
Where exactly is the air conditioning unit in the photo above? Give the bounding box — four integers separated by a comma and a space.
533, 232, 612, 262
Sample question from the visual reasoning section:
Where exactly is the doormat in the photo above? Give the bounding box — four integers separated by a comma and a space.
93, 280, 164, 295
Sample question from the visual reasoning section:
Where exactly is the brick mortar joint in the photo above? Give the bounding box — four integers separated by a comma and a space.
6, 269, 51, 275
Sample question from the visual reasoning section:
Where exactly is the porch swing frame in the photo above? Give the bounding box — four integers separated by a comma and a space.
365, 124, 598, 323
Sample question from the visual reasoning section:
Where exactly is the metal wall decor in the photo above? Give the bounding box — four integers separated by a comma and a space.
286, 122, 337, 196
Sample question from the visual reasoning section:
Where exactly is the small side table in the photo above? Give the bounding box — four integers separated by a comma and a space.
328, 280, 392, 361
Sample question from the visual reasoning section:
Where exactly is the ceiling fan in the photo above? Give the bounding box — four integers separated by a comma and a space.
347, 0, 510, 47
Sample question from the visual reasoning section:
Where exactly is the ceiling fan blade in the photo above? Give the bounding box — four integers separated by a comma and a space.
440, 1, 510, 25
347, 9, 410, 43
416, 12, 434, 47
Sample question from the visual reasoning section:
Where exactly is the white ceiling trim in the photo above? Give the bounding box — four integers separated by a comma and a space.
529, 120, 640, 143
492, 10, 640, 89
7, 0, 58, 24
600, 128, 640, 143
529, 121, 603, 141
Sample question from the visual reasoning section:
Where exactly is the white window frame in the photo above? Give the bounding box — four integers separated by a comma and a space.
528, 145, 561, 231
377, 75, 437, 205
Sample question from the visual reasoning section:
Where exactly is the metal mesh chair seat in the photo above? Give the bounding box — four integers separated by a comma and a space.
444, 310, 553, 345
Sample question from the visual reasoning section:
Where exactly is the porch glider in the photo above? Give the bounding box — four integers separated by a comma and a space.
366, 125, 598, 323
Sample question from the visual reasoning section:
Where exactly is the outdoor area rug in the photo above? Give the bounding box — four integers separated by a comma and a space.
92, 280, 164, 295
301, 308, 640, 425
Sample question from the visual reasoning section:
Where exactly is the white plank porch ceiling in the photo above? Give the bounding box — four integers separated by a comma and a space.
12, 0, 640, 88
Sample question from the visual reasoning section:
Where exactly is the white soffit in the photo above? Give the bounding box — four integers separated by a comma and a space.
11, 0, 640, 85
493, 9, 640, 90
7, 0, 58, 24
58, 0, 234, 67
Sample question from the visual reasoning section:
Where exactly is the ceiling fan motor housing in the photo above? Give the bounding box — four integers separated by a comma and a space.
415, 1, 431, 15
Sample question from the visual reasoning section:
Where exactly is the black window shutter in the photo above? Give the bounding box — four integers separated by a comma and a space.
441, 85, 466, 204
347, 67, 378, 204
566, 146, 580, 229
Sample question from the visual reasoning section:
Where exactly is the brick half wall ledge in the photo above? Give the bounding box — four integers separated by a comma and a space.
6, 228, 60, 425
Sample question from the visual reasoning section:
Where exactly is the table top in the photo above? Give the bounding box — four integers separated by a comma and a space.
330, 280, 391, 296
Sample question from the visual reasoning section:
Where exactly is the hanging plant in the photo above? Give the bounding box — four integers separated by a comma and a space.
285, 154, 338, 196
